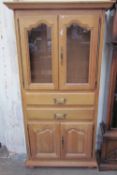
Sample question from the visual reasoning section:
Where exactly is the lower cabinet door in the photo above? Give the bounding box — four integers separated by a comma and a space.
61, 122, 93, 159
28, 121, 60, 160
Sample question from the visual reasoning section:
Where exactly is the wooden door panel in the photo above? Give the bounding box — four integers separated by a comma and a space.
61, 122, 93, 159
19, 14, 58, 90
28, 121, 60, 160
59, 14, 99, 90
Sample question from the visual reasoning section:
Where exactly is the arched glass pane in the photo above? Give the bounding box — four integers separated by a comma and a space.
67, 24, 90, 83
28, 24, 52, 83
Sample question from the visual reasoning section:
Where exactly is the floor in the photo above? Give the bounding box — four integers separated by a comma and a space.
1, 156, 117, 175
0, 146, 117, 175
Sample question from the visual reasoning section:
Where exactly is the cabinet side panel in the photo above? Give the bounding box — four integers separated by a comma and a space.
14, 11, 31, 158
93, 11, 105, 157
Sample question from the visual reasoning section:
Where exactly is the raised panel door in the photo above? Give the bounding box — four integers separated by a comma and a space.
28, 121, 60, 160
61, 122, 93, 159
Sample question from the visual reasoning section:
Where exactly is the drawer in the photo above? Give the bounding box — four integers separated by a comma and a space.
26, 108, 95, 121
25, 92, 95, 106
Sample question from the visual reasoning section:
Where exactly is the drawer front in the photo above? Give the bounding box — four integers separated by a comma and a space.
26, 108, 95, 121
25, 92, 95, 106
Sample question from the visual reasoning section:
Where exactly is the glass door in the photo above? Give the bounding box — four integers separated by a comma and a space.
59, 15, 99, 90
19, 15, 58, 90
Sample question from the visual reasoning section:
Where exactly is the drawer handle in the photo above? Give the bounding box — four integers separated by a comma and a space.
60, 47, 64, 65
54, 98, 66, 105
54, 113, 66, 120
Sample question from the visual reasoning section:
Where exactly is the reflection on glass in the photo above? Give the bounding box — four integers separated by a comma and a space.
111, 76, 117, 128
67, 24, 90, 83
28, 24, 52, 83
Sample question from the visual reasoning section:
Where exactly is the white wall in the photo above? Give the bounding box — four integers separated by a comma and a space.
0, 1, 26, 153
0, 1, 113, 153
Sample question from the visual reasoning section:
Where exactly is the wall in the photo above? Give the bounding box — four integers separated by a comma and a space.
0, 1, 26, 153
0, 1, 113, 153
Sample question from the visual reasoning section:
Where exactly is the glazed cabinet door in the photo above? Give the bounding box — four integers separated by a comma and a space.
28, 121, 60, 160
59, 14, 99, 90
19, 15, 58, 90
61, 122, 93, 159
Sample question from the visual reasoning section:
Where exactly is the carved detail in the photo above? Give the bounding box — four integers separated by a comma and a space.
67, 128, 85, 135
66, 128, 85, 154
65, 21, 93, 32
36, 128, 54, 154
34, 128, 54, 134
27, 21, 52, 32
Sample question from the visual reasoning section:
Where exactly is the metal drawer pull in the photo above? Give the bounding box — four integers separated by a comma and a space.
54, 113, 66, 120
54, 98, 66, 105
